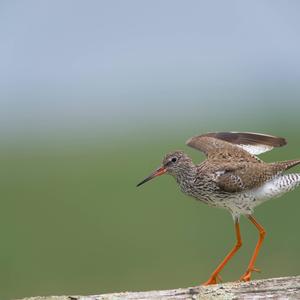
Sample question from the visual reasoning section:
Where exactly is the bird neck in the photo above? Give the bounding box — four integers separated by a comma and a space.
172, 162, 197, 184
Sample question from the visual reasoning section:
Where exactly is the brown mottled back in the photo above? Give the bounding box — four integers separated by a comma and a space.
187, 132, 300, 193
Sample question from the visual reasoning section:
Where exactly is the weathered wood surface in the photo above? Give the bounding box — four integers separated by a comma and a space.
19, 275, 300, 300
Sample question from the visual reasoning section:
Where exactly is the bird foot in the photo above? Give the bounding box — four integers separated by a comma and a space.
203, 274, 222, 285
240, 267, 261, 282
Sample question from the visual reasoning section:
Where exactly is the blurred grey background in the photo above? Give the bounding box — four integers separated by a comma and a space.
1, 1, 300, 299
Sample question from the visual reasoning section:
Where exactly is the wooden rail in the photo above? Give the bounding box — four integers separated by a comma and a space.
19, 275, 300, 300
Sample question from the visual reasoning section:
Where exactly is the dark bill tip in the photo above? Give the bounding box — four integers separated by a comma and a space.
136, 178, 150, 187
136, 167, 167, 187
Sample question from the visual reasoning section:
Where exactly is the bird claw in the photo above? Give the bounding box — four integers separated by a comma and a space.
217, 274, 223, 282
252, 267, 261, 273
240, 266, 261, 282
203, 274, 222, 285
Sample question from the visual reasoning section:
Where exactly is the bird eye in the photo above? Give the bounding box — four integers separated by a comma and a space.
171, 157, 177, 163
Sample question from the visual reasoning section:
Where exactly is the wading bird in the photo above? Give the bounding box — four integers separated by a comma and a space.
137, 132, 300, 285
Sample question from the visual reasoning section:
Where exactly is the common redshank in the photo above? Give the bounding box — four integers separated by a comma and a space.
137, 132, 300, 285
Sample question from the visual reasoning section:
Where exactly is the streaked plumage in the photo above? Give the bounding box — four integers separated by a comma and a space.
184, 132, 300, 217
137, 132, 300, 284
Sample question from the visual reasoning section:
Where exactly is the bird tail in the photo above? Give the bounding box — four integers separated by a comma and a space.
271, 159, 300, 173
253, 160, 300, 203
254, 173, 300, 202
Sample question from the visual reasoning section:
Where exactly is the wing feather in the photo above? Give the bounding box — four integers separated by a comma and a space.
186, 132, 286, 157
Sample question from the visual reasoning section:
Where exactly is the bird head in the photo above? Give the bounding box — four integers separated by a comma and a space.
136, 150, 192, 187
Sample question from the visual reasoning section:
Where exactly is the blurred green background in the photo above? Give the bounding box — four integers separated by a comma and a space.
1, 1, 300, 299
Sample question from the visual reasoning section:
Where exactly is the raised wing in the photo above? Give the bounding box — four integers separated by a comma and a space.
186, 132, 286, 158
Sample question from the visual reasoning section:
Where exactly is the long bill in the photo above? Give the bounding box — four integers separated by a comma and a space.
136, 166, 167, 187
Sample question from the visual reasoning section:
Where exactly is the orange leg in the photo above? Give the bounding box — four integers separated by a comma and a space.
240, 215, 266, 282
203, 221, 242, 285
